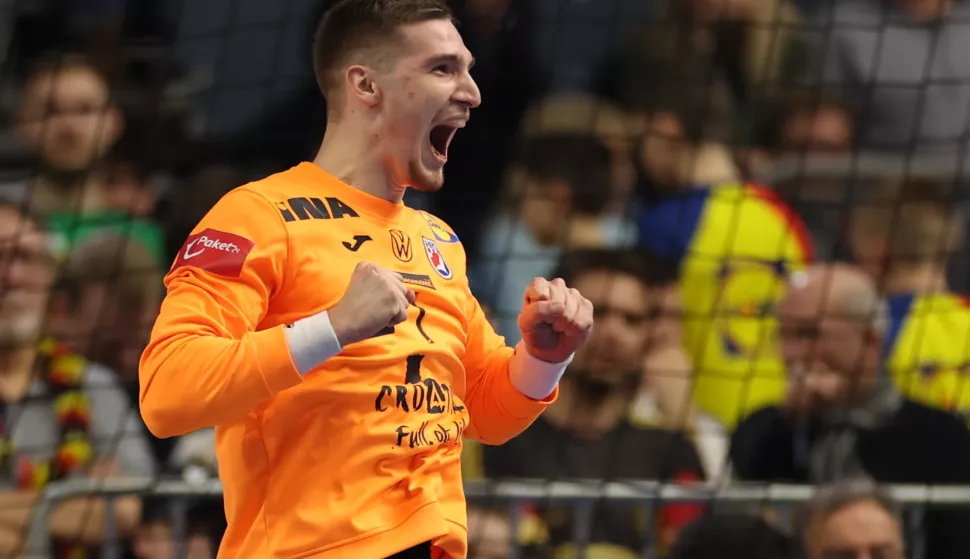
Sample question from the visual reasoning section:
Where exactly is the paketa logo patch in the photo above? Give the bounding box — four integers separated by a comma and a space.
173, 228, 255, 277
422, 237, 452, 280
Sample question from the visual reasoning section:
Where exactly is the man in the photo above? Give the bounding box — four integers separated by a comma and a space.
481, 248, 705, 558
731, 264, 970, 559
13, 53, 166, 265
798, 479, 906, 559
847, 178, 970, 416
138, 2, 594, 559
814, 0, 970, 154
473, 133, 626, 344
0, 201, 154, 557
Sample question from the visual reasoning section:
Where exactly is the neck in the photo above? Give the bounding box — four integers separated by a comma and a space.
543, 378, 632, 439
315, 122, 407, 204
0, 345, 38, 403
881, 264, 948, 295
31, 169, 111, 214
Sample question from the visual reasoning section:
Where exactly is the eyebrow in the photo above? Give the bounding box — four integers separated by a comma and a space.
428, 54, 475, 71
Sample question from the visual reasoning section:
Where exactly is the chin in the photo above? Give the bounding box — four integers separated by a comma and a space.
408, 160, 446, 192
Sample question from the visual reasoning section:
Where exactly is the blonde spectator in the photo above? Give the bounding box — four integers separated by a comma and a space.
51, 231, 163, 384
0, 201, 154, 557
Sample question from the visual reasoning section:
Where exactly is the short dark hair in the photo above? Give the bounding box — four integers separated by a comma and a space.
513, 133, 614, 215
669, 512, 798, 559
758, 86, 855, 150
22, 52, 107, 90
313, 0, 454, 103
552, 248, 679, 290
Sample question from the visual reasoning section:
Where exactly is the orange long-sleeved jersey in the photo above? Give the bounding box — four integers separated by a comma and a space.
139, 162, 557, 559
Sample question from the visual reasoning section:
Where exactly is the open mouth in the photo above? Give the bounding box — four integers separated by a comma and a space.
429, 125, 457, 161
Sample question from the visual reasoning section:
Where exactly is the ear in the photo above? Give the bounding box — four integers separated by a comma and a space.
103, 106, 125, 147
346, 65, 381, 108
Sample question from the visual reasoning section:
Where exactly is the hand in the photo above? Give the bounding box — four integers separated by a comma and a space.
785, 363, 846, 417
517, 277, 593, 363
329, 261, 415, 346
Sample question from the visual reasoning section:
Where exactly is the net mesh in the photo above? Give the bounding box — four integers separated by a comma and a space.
2, 0, 970, 557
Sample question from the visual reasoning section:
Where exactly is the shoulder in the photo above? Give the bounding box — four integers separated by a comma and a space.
898, 400, 970, 435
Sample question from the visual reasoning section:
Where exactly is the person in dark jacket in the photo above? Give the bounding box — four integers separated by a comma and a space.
731, 263, 970, 559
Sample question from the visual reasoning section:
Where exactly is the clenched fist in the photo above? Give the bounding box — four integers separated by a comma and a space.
517, 277, 594, 363
329, 261, 415, 346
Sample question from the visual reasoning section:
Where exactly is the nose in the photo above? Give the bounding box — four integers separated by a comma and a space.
454, 72, 482, 109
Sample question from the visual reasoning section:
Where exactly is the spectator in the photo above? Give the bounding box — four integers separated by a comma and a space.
847, 178, 970, 416
763, 90, 856, 157
11, 53, 166, 265
51, 231, 162, 386
812, 0, 970, 154
516, 94, 636, 208
481, 248, 706, 558
472, 133, 630, 344
668, 512, 798, 559
637, 166, 815, 429
797, 478, 905, 559
133, 501, 218, 559
629, 69, 739, 202
731, 263, 970, 559
0, 200, 154, 557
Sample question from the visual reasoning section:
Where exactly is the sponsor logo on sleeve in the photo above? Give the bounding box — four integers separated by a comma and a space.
423, 237, 452, 280
419, 211, 459, 244
173, 228, 255, 277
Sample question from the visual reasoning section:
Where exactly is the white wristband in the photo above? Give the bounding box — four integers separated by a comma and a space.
508, 341, 574, 400
283, 310, 343, 375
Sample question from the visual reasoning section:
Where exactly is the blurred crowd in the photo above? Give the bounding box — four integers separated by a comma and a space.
1, 0, 970, 558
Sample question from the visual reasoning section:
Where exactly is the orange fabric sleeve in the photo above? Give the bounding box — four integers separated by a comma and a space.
460, 282, 557, 446
139, 187, 303, 438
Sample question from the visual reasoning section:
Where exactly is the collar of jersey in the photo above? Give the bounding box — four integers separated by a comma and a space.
296, 162, 405, 225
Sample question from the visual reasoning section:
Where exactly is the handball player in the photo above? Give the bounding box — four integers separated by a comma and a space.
138, 1, 594, 558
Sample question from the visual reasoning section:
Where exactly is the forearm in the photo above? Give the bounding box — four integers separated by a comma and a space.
49, 495, 141, 543
0, 490, 140, 543
140, 324, 302, 437
464, 342, 568, 445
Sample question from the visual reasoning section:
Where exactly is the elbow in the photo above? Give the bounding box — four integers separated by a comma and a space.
140, 386, 201, 438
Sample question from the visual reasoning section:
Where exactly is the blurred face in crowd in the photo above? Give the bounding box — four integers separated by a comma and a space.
133, 522, 213, 559
69, 283, 160, 379
19, 64, 122, 172
777, 269, 883, 412
570, 269, 658, 386
639, 111, 694, 191
358, 19, 481, 192
805, 500, 904, 559
0, 207, 56, 347
780, 106, 853, 156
